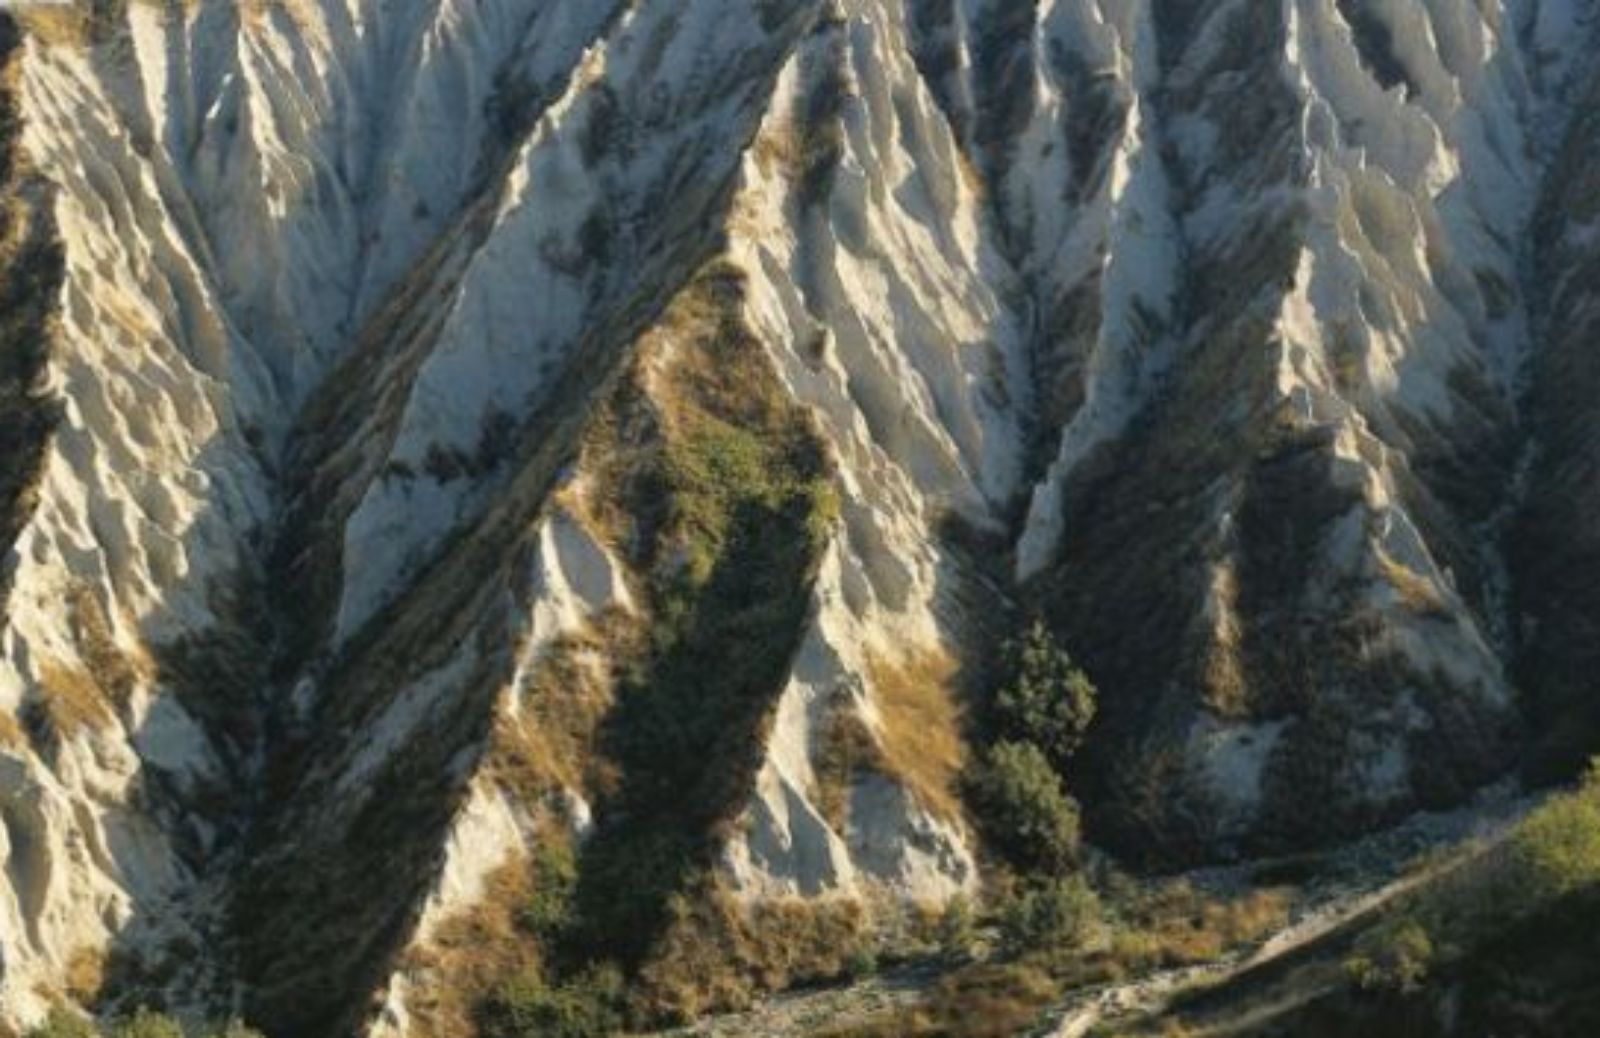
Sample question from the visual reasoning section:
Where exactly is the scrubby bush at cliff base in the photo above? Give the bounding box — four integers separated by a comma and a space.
476, 966, 624, 1038
632, 889, 868, 1024
1000, 877, 1102, 955
936, 895, 979, 963
965, 740, 1082, 873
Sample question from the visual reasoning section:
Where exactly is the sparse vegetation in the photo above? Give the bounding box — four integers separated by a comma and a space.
812, 651, 969, 833
634, 888, 865, 1023
817, 961, 1061, 1038
866, 651, 968, 824
13, 0, 140, 48
1107, 880, 1290, 969
814, 703, 877, 830
64, 948, 106, 1006
396, 860, 548, 1038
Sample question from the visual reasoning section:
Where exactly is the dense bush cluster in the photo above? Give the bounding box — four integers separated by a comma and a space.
477, 965, 624, 1038
999, 877, 1102, 954
967, 740, 1082, 873
967, 621, 1096, 876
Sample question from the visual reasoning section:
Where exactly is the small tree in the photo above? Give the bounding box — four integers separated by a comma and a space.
967, 740, 1081, 873
1001, 877, 1102, 953
995, 621, 1096, 770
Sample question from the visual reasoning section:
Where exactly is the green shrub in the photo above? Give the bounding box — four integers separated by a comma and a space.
106, 1011, 183, 1038
518, 839, 579, 941
844, 944, 879, 979
1000, 877, 1102, 953
478, 964, 625, 1038
23, 1009, 97, 1038
1344, 919, 1434, 995
994, 621, 1096, 770
1505, 763, 1600, 907
967, 741, 1081, 872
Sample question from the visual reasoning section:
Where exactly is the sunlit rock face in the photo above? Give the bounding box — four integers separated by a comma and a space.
0, 0, 1596, 1032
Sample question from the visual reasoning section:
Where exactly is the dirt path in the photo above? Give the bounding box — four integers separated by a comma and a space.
1043, 788, 1536, 1037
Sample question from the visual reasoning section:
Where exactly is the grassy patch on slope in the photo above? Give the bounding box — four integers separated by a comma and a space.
462, 259, 843, 1034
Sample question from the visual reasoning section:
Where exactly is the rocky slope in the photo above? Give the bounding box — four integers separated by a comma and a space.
0, 0, 1597, 1034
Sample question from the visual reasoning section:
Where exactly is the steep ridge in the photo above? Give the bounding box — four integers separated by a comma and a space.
909, 0, 1598, 863
0, 0, 1598, 1035
1513, 58, 1600, 782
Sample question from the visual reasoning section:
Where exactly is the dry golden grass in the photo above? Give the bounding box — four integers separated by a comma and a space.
1379, 553, 1450, 618
36, 658, 113, 736
638, 886, 866, 1023
0, 709, 23, 750
69, 583, 149, 706
16, 0, 207, 48
866, 649, 968, 825
398, 858, 543, 1038
1200, 563, 1249, 719
819, 961, 1059, 1038
811, 649, 968, 834
1114, 881, 1293, 969
750, 127, 803, 178
63, 946, 104, 1004
13, 7, 94, 48
486, 625, 624, 806
29, 584, 152, 740
814, 706, 877, 831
